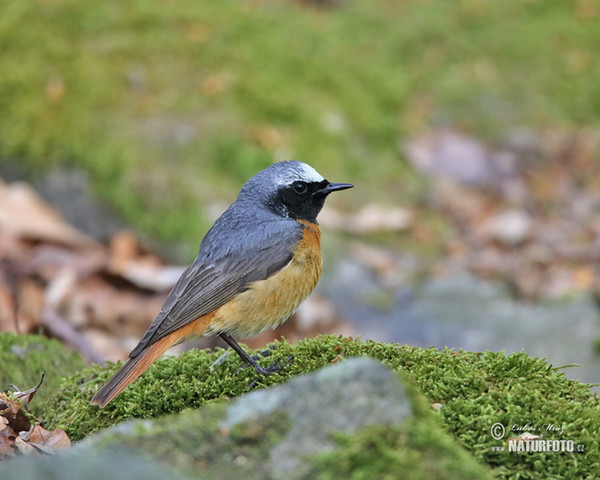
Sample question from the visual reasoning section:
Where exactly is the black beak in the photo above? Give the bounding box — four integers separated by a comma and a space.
314, 182, 354, 195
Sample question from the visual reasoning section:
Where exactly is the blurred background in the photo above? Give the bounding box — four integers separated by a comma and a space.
1, 0, 599, 389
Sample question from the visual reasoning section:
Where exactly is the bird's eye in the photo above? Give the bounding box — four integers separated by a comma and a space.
292, 181, 308, 194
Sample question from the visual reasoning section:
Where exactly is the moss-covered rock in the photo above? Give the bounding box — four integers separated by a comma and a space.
0, 332, 86, 413
45, 335, 599, 479
70, 358, 492, 480
221, 358, 417, 478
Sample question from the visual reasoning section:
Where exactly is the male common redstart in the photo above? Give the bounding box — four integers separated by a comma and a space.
90, 160, 353, 407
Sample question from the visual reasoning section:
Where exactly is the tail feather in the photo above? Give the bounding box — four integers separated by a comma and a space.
90, 312, 214, 408
90, 337, 174, 408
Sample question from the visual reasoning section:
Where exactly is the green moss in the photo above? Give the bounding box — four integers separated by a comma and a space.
46, 335, 598, 479
307, 423, 488, 480
0, 332, 86, 414
304, 378, 493, 480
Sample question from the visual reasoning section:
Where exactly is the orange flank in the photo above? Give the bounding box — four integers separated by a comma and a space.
206, 220, 322, 338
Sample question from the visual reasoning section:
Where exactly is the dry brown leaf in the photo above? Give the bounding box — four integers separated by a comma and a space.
0, 417, 17, 459
108, 231, 184, 291
15, 278, 45, 331
0, 384, 71, 458
28, 424, 71, 454
71, 278, 166, 334
0, 393, 31, 433
13, 435, 37, 455
109, 231, 141, 272
28, 244, 107, 282
118, 263, 186, 292
0, 283, 17, 333
0, 179, 96, 247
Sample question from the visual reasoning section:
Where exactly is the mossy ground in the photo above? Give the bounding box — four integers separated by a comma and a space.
45, 334, 599, 480
0, 332, 86, 414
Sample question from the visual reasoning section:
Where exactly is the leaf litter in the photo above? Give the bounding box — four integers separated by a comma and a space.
0, 373, 71, 458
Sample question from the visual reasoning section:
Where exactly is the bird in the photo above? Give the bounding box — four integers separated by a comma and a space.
90, 160, 353, 407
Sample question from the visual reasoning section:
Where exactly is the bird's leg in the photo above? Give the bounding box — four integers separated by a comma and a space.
219, 333, 284, 375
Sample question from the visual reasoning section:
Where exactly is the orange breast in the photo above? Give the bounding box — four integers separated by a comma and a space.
208, 220, 322, 338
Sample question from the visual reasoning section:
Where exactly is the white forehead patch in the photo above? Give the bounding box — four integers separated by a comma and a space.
298, 163, 325, 183
273, 161, 325, 186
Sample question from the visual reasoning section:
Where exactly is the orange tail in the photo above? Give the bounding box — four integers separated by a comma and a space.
90, 336, 175, 408
90, 313, 214, 407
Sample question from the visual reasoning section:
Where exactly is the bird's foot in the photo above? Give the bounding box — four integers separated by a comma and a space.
247, 354, 295, 388
240, 351, 293, 375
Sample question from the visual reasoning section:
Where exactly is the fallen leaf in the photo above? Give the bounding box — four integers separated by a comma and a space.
13, 436, 37, 455
0, 384, 72, 458
0, 180, 96, 247
0, 418, 17, 459
0, 393, 31, 433
28, 425, 71, 454
108, 231, 141, 272
118, 263, 186, 292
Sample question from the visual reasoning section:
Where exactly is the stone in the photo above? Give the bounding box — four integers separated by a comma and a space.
224, 357, 411, 477
0, 447, 190, 480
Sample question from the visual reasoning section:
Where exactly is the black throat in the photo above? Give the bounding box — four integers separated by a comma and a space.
267, 179, 330, 223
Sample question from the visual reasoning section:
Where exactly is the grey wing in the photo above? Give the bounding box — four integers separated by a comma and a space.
129, 220, 302, 358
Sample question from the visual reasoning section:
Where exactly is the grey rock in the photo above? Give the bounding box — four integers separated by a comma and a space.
224, 357, 411, 477
404, 129, 522, 188
324, 267, 600, 391
405, 129, 492, 186
0, 448, 190, 480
